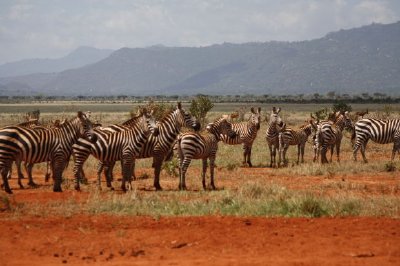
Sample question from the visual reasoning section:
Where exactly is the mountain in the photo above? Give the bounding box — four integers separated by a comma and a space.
0, 22, 399, 96
0, 46, 113, 78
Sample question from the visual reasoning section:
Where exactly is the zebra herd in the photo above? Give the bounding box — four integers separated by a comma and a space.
0, 103, 399, 194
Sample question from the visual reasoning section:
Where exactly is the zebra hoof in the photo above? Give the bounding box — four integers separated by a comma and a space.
155, 186, 163, 191
5, 188, 13, 194
53, 187, 63, 192
28, 182, 39, 188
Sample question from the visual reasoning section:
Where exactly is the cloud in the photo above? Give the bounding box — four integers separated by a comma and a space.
0, 0, 399, 64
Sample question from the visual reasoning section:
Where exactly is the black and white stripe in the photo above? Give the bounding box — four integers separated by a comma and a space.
265, 107, 284, 167
0, 111, 96, 193
100, 102, 200, 191
73, 110, 158, 191
219, 107, 261, 167
353, 118, 400, 163
316, 111, 352, 164
278, 122, 313, 166
177, 117, 236, 190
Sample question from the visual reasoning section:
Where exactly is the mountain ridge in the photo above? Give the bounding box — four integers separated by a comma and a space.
0, 21, 399, 96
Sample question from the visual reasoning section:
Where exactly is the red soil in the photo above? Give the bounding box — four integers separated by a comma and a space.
0, 167, 399, 265
0, 215, 399, 266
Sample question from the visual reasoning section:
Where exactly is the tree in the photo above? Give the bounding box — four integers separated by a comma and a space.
332, 101, 352, 113
189, 95, 214, 128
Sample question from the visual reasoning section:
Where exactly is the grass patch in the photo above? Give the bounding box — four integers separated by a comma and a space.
8, 182, 398, 218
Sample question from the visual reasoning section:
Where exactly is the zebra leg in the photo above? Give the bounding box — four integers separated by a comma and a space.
45, 161, 51, 182
179, 157, 191, 191
201, 158, 208, 190
121, 156, 134, 192
27, 163, 38, 187
296, 144, 301, 164
52, 159, 65, 192
320, 146, 328, 164
300, 143, 305, 163
391, 140, 400, 161
329, 145, 334, 163
209, 157, 216, 190
96, 161, 104, 190
271, 145, 277, 168
268, 145, 273, 167
106, 162, 116, 189
1, 165, 12, 194
247, 145, 253, 167
283, 144, 289, 166
153, 155, 164, 191
16, 160, 25, 189
336, 142, 341, 163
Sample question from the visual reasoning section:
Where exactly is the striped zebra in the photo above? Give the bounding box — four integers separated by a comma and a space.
177, 116, 236, 190
73, 109, 158, 191
98, 102, 200, 191
352, 118, 400, 163
72, 112, 144, 189
265, 107, 284, 167
278, 121, 313, 167
219, 107, 261, 167
0, 111, 96, 194
11, 119, 67, 184
316, 111, 353, 164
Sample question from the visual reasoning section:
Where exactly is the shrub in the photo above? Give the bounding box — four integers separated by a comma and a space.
332, 102, 352, 113
189, 95, 214, 128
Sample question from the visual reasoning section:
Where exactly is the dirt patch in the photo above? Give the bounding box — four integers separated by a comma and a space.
0, 215, 399, 266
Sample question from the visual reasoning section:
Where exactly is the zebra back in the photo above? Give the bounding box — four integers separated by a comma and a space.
220, 107, 261, 145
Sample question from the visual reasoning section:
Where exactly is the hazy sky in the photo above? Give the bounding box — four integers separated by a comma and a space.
0, 0, 399, 64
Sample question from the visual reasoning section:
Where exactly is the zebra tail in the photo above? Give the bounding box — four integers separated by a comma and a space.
278, 132, 283, 151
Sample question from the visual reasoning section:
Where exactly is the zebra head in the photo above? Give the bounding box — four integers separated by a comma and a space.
207, 116, 237, 139
138, 108, 160, 137
269, 107, 284, 129
77, 111, 98, 143
250, 107, 262, 130
343, 111, 354, 130
176, 102, 201, 131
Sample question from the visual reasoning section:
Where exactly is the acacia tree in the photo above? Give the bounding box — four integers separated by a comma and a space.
189, 95, 214, 129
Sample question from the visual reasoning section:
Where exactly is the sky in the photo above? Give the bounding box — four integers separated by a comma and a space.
0, 0, 399, 64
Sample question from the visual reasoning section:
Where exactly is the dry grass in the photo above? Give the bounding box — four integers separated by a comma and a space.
1, 104, 400, 218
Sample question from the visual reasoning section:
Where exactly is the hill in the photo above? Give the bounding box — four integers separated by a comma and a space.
0, 46, 113, 78
0, 22, 399, 96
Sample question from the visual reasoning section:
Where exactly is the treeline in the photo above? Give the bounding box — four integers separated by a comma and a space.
0, 92, 399, 104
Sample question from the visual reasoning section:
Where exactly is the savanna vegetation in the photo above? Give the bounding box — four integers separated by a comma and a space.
0, 100, 399, 219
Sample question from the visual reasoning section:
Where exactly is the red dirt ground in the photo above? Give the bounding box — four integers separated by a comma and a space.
1, 167, 399, 265
0, 215, 399, 266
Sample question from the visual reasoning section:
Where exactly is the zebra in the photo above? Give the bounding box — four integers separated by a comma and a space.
11, 119, 67, 184
316, 111, 353, 164
72, 114, 142, 189
177, 116, 236, 190
0, 111, 96, 194
265, 107, 284, 167
352, 118, 400, 163
278, 121, 313, 167
73, 109, 159, 191
98, 102, 200, 191
219, 107, 261, 167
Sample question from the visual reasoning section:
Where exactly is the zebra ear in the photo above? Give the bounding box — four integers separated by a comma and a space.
250, 107, 255, 114
177, 102, 182, 110
257, 107, 261, 113
272, 107, 276, 113
276, 107, 281, 114
77, 111, 84, 119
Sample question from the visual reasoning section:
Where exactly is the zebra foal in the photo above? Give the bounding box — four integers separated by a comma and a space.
278, 121, 313, 167
177, 116, 236, 190
219, 107, 261, 167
